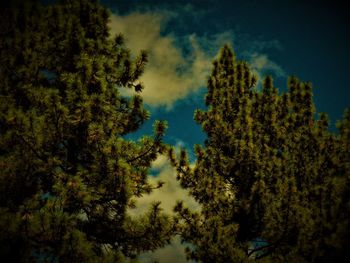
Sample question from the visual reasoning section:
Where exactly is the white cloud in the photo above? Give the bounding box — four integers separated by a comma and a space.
247, 53, 286, 88
249, 39, 284, 52
128, 155, 199, 216
249, 53, 285, 77
109, 12, 232, 109
151, 154, 169, 170
127, 155, 199, 263
109, 10, 286, 107
139, 236, 193, 263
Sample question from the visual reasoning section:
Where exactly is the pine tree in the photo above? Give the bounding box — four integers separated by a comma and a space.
169, 45, 350, 262
0, 1, 173, 262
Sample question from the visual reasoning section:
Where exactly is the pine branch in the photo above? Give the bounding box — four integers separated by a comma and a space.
126, 134, 161, 163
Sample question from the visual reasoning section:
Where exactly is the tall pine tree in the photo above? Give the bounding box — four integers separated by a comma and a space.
170, 45, 350, 262
0, 0, 173, 262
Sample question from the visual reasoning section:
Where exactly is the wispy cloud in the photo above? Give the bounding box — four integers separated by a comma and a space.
248, 52, 286, 84
239, 38, 285, 87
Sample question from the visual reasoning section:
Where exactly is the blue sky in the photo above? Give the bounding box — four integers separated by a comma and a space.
103, 0, 349, 153
101, 0, 349, 261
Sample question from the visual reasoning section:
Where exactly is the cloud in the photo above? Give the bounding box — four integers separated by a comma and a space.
108, 8, 286, 108
139, 236, 193, 263
247, 53, 286, 88
249, 39, 284, 52
128, 155, 199, 216
127, 155, 199, 263
249, 53, 285, 77
109, 12, 231, 109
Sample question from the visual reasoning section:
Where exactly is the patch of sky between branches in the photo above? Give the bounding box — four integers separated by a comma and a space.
124, 90, 207, 166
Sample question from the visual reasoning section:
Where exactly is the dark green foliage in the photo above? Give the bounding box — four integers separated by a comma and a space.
0, 0, 173, 261
170, 45, 350, 262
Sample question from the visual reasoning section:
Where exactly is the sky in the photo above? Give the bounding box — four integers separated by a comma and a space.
101, 0, 349, 262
